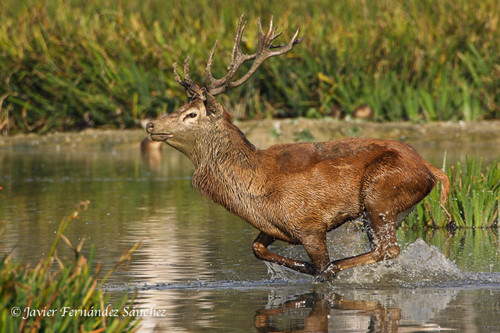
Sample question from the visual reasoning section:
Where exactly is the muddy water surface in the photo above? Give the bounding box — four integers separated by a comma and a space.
1, 129, 499, 332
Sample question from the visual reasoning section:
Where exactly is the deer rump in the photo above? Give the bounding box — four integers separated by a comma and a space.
259, 139, 435, 240
146, 15, 449, 281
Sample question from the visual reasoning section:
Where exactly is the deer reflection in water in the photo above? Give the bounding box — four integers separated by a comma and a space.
140, 136, 163, 171
254, 292, 401, 333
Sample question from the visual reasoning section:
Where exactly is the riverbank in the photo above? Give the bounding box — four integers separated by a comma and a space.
1, 119, 499, 164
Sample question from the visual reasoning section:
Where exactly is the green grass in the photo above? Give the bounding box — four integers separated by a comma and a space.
0, 0, 499, 133
397, 227, 500, 272
0, 201, 139, 332
405, 157, 500, 229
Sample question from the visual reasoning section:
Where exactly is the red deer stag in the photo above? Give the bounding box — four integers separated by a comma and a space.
146, 15, 450, 281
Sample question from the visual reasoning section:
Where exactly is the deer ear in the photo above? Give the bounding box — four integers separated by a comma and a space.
203, 91, 224, 118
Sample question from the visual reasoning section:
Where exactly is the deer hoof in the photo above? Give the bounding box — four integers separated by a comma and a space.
300, 262, 317, 276
314, 264, 340, 282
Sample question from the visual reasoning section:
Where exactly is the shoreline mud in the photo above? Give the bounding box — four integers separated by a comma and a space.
1, 119, 499, 164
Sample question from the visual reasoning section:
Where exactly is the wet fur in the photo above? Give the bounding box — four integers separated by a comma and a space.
148, 99, 450, 280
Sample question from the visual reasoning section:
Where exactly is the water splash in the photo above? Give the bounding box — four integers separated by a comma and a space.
264, 261, 314, 284
335, 239, 464, 287
264, 239, 480, 287
104, 237, 499, 291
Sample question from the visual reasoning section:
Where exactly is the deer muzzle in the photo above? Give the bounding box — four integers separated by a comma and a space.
146, 121, 173, 141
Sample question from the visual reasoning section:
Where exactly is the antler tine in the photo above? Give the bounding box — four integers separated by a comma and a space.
258, 16, 282, 50
205, 40, 219, 85
257, 17, 264, 47
268, 27, 301, 56
268, 16, 274, 37
173, 55, 205, 100
173, 61, 186, 88
230, 14, 248, 64
266, 16, 282, 44
182, 56, 193, 84
270, 32, 304, 49
173, 56, 194, 88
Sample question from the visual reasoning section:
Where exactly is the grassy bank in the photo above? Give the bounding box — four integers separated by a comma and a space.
0, 0, 499, 133
405, 157, 500, 229
0, 202, 139, 332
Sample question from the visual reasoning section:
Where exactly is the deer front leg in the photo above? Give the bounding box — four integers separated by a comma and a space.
252, 232, 316, 275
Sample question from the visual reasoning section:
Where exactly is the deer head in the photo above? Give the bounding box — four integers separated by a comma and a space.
146, 14, 302, 158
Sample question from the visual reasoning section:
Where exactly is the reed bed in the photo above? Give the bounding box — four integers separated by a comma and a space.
405, 157, 500, 229
0, 201, 139, 332
0, 0, 498, 133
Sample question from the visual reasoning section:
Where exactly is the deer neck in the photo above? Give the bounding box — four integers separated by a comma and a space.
191, 120, 264, 209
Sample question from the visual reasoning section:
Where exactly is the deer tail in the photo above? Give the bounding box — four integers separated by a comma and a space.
428, 164, 450, 205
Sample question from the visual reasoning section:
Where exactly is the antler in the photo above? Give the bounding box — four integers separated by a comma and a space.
205, 14, 303, 96
173, 56, 206, 100
173, 14, 303, 99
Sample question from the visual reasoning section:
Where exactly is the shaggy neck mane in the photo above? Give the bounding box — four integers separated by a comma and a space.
191, 112, 264, 213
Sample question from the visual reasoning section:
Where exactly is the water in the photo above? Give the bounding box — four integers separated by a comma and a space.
1, 138, 499, 332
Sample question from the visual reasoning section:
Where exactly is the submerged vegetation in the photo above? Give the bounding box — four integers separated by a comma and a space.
0, 0, 499, 133
405, 158, 500, 229
0, 202, 139, 332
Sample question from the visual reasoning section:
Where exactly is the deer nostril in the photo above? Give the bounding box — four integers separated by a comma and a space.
146, 122, 155, 134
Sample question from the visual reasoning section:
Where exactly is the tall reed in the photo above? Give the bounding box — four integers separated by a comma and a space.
405, 158, 500, 229
0, 0, 498, 133
0, 201, 139, 332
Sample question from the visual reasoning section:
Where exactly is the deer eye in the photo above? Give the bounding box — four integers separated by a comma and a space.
183, 112, 197, 120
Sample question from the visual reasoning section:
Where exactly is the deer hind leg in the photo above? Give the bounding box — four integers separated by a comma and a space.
252, 232, 325, 276
316, 207, 401, 281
